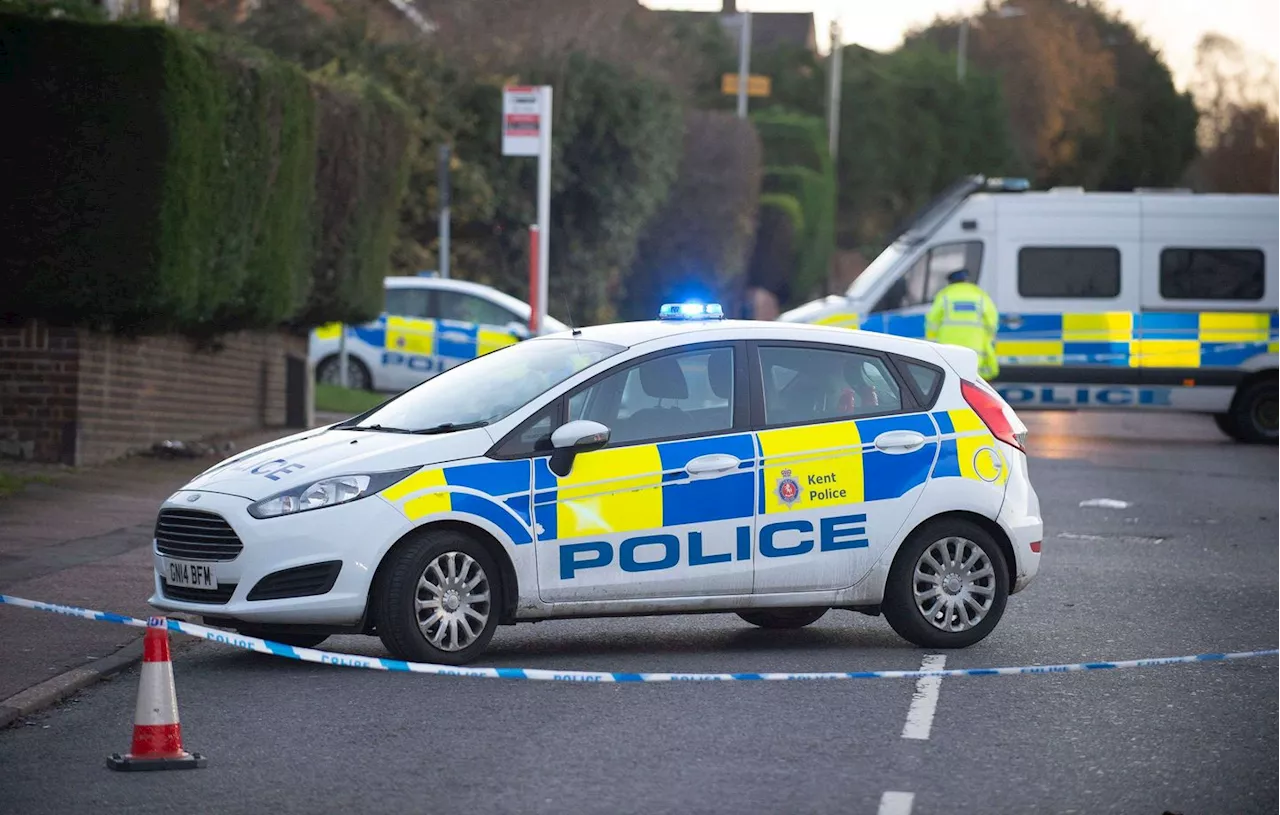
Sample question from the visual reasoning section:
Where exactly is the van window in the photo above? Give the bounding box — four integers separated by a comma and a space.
1159, 248, 1265, 301
873, 241, 984, 312
1017, 247, 1120, 298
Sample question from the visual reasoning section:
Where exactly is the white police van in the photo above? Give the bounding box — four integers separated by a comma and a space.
150, 303, 1042, 665
780, 177, 1279, 443
309, 275, 569, 393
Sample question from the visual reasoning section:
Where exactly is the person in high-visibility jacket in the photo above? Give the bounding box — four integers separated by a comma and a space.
926, 268, 1000, 380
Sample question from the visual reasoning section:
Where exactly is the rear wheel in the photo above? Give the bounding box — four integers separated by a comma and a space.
316, 354, 373, 392
736, 607, 828, 629
375, 530, 502, 665
1223, 378, 1278, 444
882, 518, 1009, 649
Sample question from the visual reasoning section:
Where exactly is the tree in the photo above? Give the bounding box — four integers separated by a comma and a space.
1189, 34, 1279, 193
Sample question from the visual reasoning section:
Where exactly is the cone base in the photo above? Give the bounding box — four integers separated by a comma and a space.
106, 751, 206, 772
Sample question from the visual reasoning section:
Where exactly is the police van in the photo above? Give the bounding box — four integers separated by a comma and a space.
309, 276, 569, 393
779, 177, 1279, 443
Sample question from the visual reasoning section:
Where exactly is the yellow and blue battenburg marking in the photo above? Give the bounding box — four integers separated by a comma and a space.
378, 411, 1007, 545
313, 316, 518, 361
857, 310, 1278, 368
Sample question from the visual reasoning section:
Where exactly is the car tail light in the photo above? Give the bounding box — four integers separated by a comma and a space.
1030, 541, 1042, 553
961, 380, 1024, 451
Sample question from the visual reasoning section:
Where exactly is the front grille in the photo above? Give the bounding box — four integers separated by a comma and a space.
155, 509, 243, 562
161, 579, 237, 604
247, 561, 342, 601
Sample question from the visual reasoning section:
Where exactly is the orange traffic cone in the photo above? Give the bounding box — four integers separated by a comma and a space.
106, 617, 206, 771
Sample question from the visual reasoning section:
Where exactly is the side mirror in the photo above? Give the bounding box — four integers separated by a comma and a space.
507, 322, 531, 341
548, 420, 610, 477
551, 420, 610, 452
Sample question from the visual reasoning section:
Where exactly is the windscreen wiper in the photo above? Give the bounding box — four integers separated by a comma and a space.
344, 424, 414, 434
411, 421, 491, 435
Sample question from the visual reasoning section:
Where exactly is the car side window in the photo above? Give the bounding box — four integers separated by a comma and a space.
384, 287, 432, 319
569, 347, 735, 446
758, 346, 902, 426
873, 241, 984, 312
492, 403, 557, 458
437, 291, 519, 327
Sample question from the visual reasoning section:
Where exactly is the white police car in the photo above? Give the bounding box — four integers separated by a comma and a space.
152, 303, 1043, 664
309, 275, 570, 393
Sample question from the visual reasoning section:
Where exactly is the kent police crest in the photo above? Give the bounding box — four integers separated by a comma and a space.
777, 468, 800, 505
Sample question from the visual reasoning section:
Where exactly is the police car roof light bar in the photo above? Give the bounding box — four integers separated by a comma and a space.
658, 302, 724, 321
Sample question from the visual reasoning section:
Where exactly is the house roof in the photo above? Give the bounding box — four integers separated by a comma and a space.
665, 8, 817, 55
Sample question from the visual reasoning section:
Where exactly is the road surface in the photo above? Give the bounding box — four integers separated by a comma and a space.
0, 411, 1275, 815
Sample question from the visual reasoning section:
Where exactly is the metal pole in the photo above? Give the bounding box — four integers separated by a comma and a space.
827, 20, 842, 160
337, 325, 348, 389
535, 87, 551, 335
438, 144, 451, 279
736, 11, 752, 119
957, 17, 969, 82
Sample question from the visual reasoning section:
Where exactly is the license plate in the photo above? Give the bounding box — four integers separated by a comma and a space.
164, 559, 217, 590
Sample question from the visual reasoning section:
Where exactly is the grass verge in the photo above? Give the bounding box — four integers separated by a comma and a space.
315, 383, 387, 415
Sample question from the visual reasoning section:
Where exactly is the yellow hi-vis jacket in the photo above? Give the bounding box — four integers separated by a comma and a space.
925, 281, 1001, 380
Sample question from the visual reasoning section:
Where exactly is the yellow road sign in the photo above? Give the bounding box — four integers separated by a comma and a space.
721, 73, 771, 97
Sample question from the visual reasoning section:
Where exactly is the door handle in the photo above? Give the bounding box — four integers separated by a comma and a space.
1000, 314, 1023, 330
874, 430, 926, 453
685, 453, 741, 478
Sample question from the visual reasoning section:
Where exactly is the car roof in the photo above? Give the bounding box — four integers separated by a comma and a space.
537, 319, 944, 358
384, 276, 569, 332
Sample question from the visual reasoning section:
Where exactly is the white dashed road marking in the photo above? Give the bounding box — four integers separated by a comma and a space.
877, 790, 915, 815
901, 654, 946, 740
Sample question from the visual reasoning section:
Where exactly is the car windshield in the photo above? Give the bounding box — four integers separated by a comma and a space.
353, 338, 623, 432
847, 242, 907, 299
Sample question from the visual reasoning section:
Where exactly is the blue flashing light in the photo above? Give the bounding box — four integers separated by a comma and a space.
658, 302, 724, 321
984, 177, 1030, 192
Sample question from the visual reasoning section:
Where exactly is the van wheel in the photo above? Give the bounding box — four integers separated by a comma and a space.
375, 530, 502, 665
316, 354, 373, 392
1224, 378, 1278, 444
1212, 413, 1237, 438
736, 607, 828, 629
882, 518, 1009, 649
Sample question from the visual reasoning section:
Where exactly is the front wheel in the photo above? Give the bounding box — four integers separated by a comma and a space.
375, 530, 502, 665
736, 607, 828, 629
882, 518, 1009, 649
316, 354, 373, 392
1224, 378, 1278, 444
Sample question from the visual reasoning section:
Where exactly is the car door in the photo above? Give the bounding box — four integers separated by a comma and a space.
862, 240, 986, 339
531, 343, 756, 603
749, 342, 940, 595
434, 290, 525, 372
381, 286, 440, 391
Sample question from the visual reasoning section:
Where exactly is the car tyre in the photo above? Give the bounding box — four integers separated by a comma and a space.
232, 627, 330, 649
316, 354, 374, 392
1224, 378, 1278, 444
736, 607, 828, 629
882, 518, 1009, 649
375, 529, 502, 665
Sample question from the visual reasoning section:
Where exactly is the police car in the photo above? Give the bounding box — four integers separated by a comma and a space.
309, 275, 569, 392
151, 303, 1043, 665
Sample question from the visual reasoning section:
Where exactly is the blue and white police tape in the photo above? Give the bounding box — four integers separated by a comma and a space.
2, 593, 1276, 683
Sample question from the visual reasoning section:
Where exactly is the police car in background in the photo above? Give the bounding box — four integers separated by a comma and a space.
780, 176, 1279, 443
151, 303, 1042, 665
309, 275, 569, 393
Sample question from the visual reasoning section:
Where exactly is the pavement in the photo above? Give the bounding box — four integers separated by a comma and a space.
0, 410, 1275, 814
0, 413, 350, 724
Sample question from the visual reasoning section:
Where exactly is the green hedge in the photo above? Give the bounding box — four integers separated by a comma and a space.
294, 75, 413, 327
746, 194, 803, 303
0, 12, 410, 334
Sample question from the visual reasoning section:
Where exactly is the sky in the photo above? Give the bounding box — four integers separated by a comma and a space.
641, 0, 1280, 91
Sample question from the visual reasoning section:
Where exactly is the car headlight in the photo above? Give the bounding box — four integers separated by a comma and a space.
247, 468, 418, 519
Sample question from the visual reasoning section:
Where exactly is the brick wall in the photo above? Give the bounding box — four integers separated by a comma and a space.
0, 320, 311, 466
0, 321, 80, 463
